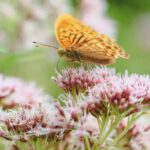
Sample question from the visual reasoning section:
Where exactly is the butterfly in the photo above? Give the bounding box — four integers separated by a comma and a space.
55, 13, 129, 65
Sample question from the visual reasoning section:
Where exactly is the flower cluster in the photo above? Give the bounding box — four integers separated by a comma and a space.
130, 125, 150, 150
0, 99, 100, 150
0, 66, 150, 150
0, 0, 70, 51
54, 67, 150, 114
0, 74, 50, 109
118, 117, 150, 150
0, 104, 73, 141
51, 66, 150, 149
0, 0, 117, 52
52, 67, 116, 94
52, 67, 100, 93
80, 0, 117, 37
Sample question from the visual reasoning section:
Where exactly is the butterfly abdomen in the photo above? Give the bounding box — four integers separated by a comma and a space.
118, 48, 129, 59
82, 56, 114, 65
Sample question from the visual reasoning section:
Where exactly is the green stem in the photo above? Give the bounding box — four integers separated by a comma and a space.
98, 116, 105, 141
99, 116, 110, 144
99, 115, 121, 145
110, 112, 144, 147
98, 108, 134, 146
85, 136, 91, 150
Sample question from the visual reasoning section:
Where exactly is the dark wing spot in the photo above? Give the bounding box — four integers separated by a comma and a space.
70, 34, 77, 45
74, 34, 84, 45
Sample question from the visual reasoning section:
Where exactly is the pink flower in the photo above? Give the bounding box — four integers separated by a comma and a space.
116, 120, 150, 150
0, 2, 16, 18
52, 67, 100, 93
80, 0, 117, 37
0, 74, 51, 109
83, 70, 150, 114
76, 114, 99, 137
0, 0, 71, 51
64, 114, 99, 150
130, 129, 150, 150
53, 67, 150, 115
118, 118, 145, 138
52, 67, 118, 94
0, 104, 73, 141
55, 95, 83, 122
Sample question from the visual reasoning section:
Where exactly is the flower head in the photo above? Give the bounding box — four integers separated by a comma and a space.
0, 104, 73, 141
81, 0, 117, 37
52, 67, 100, 93
83, 70, 150, 115
52, 67, 118, 94
0, 74, 50, 109
130, 126, 150, 150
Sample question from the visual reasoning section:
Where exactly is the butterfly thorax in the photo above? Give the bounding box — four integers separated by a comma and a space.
58, 48, 82, 62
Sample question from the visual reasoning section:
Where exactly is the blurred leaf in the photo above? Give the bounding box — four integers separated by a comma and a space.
0, 48, 5, 52
68, 0, 80, 13
108, 0, 150, 12
0, 53, 18, 71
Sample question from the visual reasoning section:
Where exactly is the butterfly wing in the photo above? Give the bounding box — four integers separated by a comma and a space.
55, 14, 86, 49
55, 14, 129, 64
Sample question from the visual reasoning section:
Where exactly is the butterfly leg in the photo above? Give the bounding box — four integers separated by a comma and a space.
80, 63, 93, 70
74, 51, 81, 62
87, 63, 94, 70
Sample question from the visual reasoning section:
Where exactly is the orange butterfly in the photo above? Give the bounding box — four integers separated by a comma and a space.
55, 14, 129, 65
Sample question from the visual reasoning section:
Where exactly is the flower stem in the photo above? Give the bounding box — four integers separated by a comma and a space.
99, 114, 122, 146
109, 112, 144, 147
85, 136, 91, 150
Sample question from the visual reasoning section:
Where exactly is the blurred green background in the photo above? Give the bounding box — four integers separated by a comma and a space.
0, 0, 150, 97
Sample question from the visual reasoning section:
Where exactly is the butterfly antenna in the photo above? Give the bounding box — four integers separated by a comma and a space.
33, 41, 58, 49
